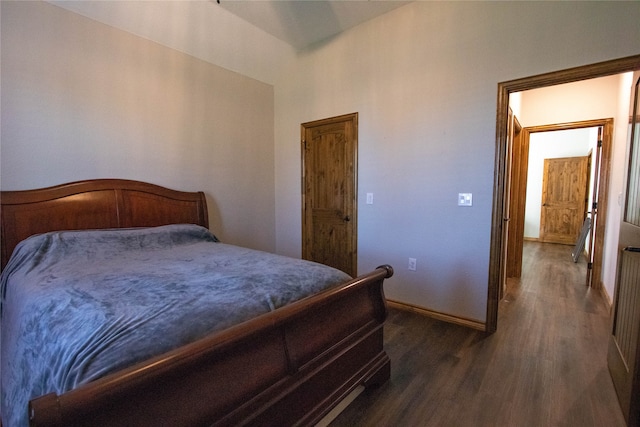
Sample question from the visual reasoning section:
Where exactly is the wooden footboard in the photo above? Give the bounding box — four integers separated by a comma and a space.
28, 265, 393, 427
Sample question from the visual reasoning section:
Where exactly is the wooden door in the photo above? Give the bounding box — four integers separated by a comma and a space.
301, 113, 357, 277
506, 117, 525, 279
608, 72, 640, 427
540, 156, 589, 245
499, 108, 514, 300
586, 130, 602, 287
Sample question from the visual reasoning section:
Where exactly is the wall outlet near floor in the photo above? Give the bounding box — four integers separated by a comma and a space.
408, 257, 417, 271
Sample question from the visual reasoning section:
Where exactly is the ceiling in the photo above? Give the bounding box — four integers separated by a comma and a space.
217, 1, 411, 51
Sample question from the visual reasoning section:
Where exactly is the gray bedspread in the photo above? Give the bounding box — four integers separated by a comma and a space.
0, 224, 350, 427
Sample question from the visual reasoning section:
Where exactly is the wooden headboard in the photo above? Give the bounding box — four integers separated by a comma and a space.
1, 179, 208, 270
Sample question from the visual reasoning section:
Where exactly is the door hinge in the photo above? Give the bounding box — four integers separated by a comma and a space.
302, 139, 307, 149
587, 262, 593, 270
592, 201, 598, 210
597, 139, 603, 148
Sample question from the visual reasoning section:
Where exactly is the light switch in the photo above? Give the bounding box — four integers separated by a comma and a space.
366, 193, 374, 205
458, 193, 472, 206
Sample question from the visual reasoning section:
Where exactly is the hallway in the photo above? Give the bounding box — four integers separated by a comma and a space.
331, 241, 626, 426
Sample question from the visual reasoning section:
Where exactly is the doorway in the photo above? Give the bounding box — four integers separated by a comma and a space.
509, 121, 613, 290
487, 54, 640, 334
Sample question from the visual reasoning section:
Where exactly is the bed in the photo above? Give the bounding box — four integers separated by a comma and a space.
0, 179, 393, 427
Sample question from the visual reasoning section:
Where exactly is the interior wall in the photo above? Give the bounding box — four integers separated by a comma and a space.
274, 1, 640, 323
0, 1, 276, 252
519, 74, 633, 302
47, 0, 295, 86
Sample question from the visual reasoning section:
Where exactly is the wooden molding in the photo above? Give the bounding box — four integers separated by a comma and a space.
387, 299, 486, 332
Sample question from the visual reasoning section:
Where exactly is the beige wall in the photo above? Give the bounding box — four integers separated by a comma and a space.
47, 0, 295, 85
0, 1, 276, 251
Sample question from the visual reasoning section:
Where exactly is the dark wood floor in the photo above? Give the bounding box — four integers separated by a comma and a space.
331, 242, 626, 426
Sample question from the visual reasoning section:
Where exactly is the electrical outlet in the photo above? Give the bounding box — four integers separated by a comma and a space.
366, 193, 374, 204
408, 257, 417, 271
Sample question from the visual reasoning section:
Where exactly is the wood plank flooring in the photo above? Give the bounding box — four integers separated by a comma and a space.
331, 242, 626, 426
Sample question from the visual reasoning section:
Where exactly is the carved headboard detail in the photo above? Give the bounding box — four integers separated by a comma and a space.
1, 179, 208, 270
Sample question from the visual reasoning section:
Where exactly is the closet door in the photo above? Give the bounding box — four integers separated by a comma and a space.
608, 72, 640, 427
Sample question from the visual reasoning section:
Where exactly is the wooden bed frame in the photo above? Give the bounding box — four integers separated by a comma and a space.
0, 179, 393, 427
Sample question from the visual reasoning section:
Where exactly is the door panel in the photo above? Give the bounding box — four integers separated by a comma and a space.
586, 129, 603, 286
540, 156, 589, 245
609, 72, 640, 427
301, 113, 357, 277
506, 118, 525, 279
500, 108, 514, 299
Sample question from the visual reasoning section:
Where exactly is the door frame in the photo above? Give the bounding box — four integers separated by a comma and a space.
487, 54, 640, 333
